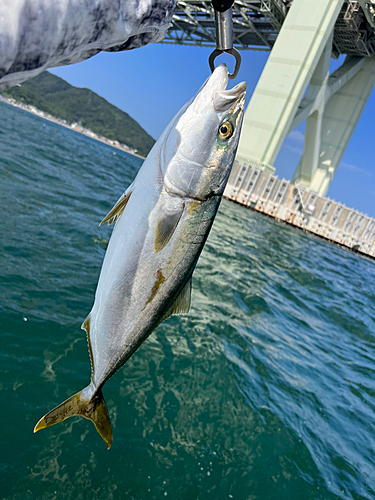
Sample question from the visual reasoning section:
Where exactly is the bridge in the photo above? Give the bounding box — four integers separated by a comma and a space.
163, 0, 375, 197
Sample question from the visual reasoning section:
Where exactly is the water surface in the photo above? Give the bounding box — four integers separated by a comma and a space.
1, 102, 375, 500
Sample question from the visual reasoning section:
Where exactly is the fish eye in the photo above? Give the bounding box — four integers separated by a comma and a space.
218, 121, 233, 140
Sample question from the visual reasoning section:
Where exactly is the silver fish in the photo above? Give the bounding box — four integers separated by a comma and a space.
34, 64, 246, 448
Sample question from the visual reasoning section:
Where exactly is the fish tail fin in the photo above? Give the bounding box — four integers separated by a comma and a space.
33, 387, 113, 448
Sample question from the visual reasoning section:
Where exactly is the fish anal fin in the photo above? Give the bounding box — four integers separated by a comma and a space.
154, 199, 184, 253
81, 314, 94, 378
159, 277, 192, 324
100, 190, 132, 226
82, 314, 90, 333
34, 388, 113, 449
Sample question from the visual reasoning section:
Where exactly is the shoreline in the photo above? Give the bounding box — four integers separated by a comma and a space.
0, 98, 146, 161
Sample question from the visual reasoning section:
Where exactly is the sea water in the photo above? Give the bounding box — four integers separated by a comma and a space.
1, 101, 375, 500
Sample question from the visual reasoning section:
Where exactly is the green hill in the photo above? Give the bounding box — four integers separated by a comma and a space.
2, 72, 155, 157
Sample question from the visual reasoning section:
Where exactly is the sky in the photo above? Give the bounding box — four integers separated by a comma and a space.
50, 42, 375, 218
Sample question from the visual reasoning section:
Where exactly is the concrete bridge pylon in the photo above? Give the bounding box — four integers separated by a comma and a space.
236, 0, 375, 196
291, 51, 375, 196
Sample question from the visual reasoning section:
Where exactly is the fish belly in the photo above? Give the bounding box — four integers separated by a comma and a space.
88, 182, 221, 388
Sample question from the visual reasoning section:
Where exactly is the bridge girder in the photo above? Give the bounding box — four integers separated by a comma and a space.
163, 0, 375, 56
163, 1, 288, 50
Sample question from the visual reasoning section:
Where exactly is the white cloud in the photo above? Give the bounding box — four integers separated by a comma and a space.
288, 130, 305, 143
340, 161, 372, 176
285, 144, 303, 156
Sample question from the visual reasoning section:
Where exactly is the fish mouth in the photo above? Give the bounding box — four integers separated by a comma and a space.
211, 64, 246, 112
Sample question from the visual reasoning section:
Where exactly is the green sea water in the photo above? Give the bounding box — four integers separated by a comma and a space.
1, 101, 375, 500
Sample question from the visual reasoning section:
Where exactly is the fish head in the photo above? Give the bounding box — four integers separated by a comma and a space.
162, 64, 246, 200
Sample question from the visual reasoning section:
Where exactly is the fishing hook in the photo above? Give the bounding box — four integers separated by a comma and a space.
209, 0, 241, 80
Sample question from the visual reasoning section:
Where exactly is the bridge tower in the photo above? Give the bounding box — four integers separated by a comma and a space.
236, 0, 375, 196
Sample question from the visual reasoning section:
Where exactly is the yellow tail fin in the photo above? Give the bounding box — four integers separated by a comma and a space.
34, 388, 113, 448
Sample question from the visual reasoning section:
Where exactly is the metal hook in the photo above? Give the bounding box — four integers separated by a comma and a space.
209, 5, 241, 80
209, 47, 242, 80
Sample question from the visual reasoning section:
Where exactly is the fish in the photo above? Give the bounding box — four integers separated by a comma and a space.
34, 64, 246, 448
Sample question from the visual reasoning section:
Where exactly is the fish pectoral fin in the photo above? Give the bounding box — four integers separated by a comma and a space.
154, 199, 184, 253
34, 387, 113, 449
99, 188, 133, 226
159, 277, 192, 324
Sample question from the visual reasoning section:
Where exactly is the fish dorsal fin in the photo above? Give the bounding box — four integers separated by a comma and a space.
154, 197, 184, 253
100, 188, 133, 226
159, 277, 192, 324
81, 314, 94, 378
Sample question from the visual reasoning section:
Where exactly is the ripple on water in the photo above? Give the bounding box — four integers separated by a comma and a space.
1, 102, 375, 500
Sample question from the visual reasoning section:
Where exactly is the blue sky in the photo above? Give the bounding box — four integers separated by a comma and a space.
50, 42, 375, 217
